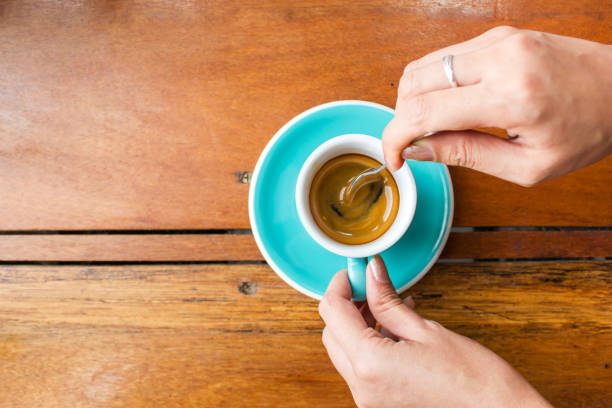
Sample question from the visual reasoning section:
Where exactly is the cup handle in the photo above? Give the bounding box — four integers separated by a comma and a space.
347, 257, 368, 301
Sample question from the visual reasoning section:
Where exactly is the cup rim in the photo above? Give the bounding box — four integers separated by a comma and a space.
295, 133, 417, 258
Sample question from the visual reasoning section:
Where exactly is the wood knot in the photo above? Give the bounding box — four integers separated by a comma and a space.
238, 281, 258, 295
236, 171, 252, 184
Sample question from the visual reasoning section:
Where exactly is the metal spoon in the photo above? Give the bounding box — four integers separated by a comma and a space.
341, 164, 387, 203
341, 132, 436, 203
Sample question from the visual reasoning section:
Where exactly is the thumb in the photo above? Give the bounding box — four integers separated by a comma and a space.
366, 255, 427, 340
401, 130, 527, 184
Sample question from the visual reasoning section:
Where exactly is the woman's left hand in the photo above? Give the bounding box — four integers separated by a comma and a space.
319, 255, 553, 408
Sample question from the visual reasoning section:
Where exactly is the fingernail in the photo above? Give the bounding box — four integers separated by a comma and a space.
369, 255, 389, 282
403, 296, 415, 308
383, 157, 401, 172
401, 144, 434, 162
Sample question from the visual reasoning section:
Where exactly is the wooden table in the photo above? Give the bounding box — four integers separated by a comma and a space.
1, 1, 610, 407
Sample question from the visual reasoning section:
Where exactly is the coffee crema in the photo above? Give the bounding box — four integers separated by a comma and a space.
309, 154, 399, 245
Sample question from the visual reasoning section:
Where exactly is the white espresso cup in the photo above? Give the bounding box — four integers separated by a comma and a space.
295, 134, 417, 300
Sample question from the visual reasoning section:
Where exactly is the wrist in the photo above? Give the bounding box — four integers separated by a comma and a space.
492, 369, 554, 408
514, 386, 554, 408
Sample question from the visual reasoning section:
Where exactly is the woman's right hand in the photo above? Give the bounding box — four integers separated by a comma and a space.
382, 26, 612, 186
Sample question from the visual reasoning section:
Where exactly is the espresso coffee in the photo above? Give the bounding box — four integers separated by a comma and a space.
309, 154, 399, 245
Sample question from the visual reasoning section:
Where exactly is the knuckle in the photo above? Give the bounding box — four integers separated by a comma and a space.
353, 357, 378, 383
522, 171, 546, 187
318, 298, 326, 317
425, 319, 444, 331
321, 327, 330, 347
402, 64, 412, 78
374, 291, 404, 314
399, 68, 417, 99
319, 295, 342, 319
363, 327, 382, 341
513, 73, 546, 123
506, 31, 541, 56
487, 25, 517, 37
356, 328, 384, 353
405, 96, 430, 130
516, 71, 543, 95
446, 139, 478, 169
381, 117, 397, 145
318, 296, 331, 319
403, 296, 416, 309
517, 176, 540, 188
518, 161, 549, 187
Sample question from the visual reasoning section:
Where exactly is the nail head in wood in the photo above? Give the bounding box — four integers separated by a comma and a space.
238, 281, 257, 295
237, 171, 252, 184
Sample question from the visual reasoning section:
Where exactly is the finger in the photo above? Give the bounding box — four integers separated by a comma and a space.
379, 326, 399, 341
379, 298, 415, 340
398, 49, 488, 101
357, 301, 376, 328
366, 255, 428, 341
403, 25, 518, 72
403, 296, 416, 309
322, 329, 363, 407
319, 270, 381, 356
322, 326, 356, 383
382, 85, 506, 171
401, 130, 529, 183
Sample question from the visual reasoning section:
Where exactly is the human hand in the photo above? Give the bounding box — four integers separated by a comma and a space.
318, 255, 553, 408
382, 26, 612, 186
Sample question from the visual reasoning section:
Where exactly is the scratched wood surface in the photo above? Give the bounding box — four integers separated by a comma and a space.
0, 263, 610, 407
0, 0, 611, 230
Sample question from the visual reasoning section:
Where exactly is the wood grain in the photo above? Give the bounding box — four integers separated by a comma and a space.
0, 233, 263, 262
1, 0, 611, 230
450, 160, 612, 227
440, 230, 612, 259
0, 230, 610, 261
0, 262, 610, 407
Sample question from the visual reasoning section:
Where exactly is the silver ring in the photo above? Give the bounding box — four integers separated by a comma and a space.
442, 55, 458, 87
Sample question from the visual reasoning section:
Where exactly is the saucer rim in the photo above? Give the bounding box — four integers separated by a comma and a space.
248, 100, 454, 300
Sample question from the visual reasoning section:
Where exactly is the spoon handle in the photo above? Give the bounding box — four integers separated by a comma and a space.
412, 131, 437, 143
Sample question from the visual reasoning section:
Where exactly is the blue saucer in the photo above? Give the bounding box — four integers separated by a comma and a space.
248, 100, 454, 299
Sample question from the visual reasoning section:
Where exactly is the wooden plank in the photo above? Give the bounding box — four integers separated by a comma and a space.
0, 233, 263, 262
0, 262, 609, 407
0, 231, 610, 261
1, 1, 611, 230
440, 230, 612, 259
451, 160, 612, 227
